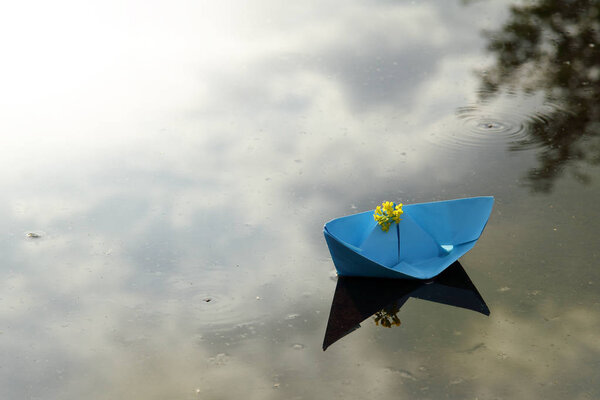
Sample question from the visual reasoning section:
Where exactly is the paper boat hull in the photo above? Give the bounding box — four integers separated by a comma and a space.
324, 197, 494, 279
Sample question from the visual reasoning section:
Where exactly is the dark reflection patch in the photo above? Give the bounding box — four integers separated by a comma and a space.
323, 261, 489, 350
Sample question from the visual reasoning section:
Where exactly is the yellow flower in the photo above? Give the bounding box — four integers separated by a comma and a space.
373, 201, 403, 231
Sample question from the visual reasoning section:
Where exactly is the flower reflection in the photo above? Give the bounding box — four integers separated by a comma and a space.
373, 303, 402, 328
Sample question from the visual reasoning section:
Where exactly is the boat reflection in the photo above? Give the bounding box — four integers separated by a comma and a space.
323, 261, 489, 350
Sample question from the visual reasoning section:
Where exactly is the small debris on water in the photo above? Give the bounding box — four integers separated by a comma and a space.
285, 313, 300, 320
26, 232, 42, 238
207, 353, 229, 365
498, 286, 511, 292
384, 367, 417, 380
256, 296, 261, 300
273, 383, 280, 389
329, 270, 338, 281
292, 343, 305, 350
458, 342, 486, 354
203, 298, 212, 303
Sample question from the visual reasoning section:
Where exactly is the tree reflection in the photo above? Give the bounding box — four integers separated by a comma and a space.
481, 0, 600, 192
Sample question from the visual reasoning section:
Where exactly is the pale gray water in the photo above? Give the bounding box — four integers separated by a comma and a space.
1, 0, 599, 399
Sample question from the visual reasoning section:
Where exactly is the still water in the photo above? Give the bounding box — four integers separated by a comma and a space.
1, 0, 599, 399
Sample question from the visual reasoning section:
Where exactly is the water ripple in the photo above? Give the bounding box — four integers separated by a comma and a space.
162, 268, 266, 331
428, 92, 569, 151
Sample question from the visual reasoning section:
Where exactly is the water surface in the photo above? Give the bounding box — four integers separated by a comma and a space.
1, 0, 599, 399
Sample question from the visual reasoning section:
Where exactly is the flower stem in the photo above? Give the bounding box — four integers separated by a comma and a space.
396, 221, 400, 262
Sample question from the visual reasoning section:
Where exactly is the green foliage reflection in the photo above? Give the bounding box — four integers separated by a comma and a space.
482, 0, 600, 192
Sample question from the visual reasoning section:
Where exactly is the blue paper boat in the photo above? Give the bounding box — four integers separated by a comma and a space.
323, 197, 494, 279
